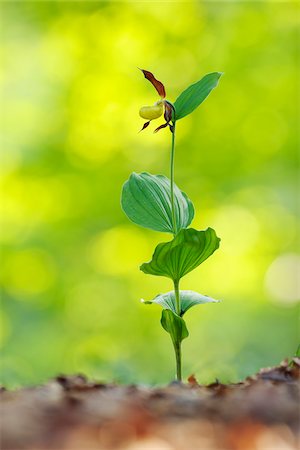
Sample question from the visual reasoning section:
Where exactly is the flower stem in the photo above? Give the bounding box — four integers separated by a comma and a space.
170, 120, 182, 382
170, 122, 177, 235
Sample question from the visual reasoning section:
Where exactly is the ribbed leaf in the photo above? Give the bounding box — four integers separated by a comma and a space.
121, 172, 194, 234
140, 227, 220, 281
161, 309, 189, 344
174, 72, 223, 120
142, 290, 220, 316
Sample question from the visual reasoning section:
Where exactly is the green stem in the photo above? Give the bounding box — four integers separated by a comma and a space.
174, 340, 182, 382
173, 278, 182, 381
174, 279, 180, 316
170, 122, 177, 235
170, 121, 182, 382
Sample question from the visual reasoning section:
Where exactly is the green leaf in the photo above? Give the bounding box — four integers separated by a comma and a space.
142, 290, 220, 316
161, 309, 189, 344
140, 227, 220, 281
174, 72, 223, 120
121, 172, 194, 234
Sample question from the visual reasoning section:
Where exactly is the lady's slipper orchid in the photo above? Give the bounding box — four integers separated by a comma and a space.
123, 68, 223, 381
139, 69, 175, 133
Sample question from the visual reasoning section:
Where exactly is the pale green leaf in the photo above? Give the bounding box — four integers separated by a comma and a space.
121, 172, 194, 234
174, 72, 223, 120
142, 290, 220, 316
140, 227, 220, 281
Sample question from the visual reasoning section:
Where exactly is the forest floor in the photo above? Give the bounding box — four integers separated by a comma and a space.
1, 358, 299, 450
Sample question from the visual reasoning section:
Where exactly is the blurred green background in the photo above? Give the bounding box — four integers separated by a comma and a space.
1, 1, 299, 388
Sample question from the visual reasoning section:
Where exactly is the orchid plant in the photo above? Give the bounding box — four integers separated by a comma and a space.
121, 69, 223, 381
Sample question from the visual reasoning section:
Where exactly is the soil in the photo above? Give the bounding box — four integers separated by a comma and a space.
1, 358, 299, 450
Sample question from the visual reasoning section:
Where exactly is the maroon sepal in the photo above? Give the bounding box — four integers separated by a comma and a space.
139, 69, 166, 98
139, 121, 150, 132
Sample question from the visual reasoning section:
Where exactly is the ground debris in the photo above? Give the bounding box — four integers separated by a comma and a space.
0, 359, 299, 450
246, 357, 300, 384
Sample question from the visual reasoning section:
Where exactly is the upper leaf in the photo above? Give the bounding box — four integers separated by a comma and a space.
121, 172, 194, 234
140, 227, 220, 281
174, 72, 223, 120
142, 290, 220, 316
161, 309, 189, 345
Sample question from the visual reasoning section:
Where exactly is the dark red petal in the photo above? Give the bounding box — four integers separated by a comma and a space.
139, 121, 150, 132
154, 122, 168, 133
139, 69, 166, 98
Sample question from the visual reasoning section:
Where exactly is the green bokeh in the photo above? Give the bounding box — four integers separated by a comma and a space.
1, 1, 299, 387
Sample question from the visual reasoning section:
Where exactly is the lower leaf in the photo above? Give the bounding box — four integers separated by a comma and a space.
161, 309, 189, 345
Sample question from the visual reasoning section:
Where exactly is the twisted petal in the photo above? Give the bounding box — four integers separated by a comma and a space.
139, 121, 150, 132
154, 122, 169, 133
164, 100, 175, 122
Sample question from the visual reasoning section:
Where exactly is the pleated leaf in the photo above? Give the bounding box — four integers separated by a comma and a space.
142, 290, 220, 317
140, 227, 220, 281
161, 309, 189, 345
174, 72, 223, 120
121, 172, 194, 234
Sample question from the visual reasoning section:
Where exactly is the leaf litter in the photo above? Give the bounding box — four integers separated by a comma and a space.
0, 358, 299, 450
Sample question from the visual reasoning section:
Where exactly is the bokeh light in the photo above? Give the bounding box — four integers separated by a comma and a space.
0, 1, 298, 387
265, 253, 300, 306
